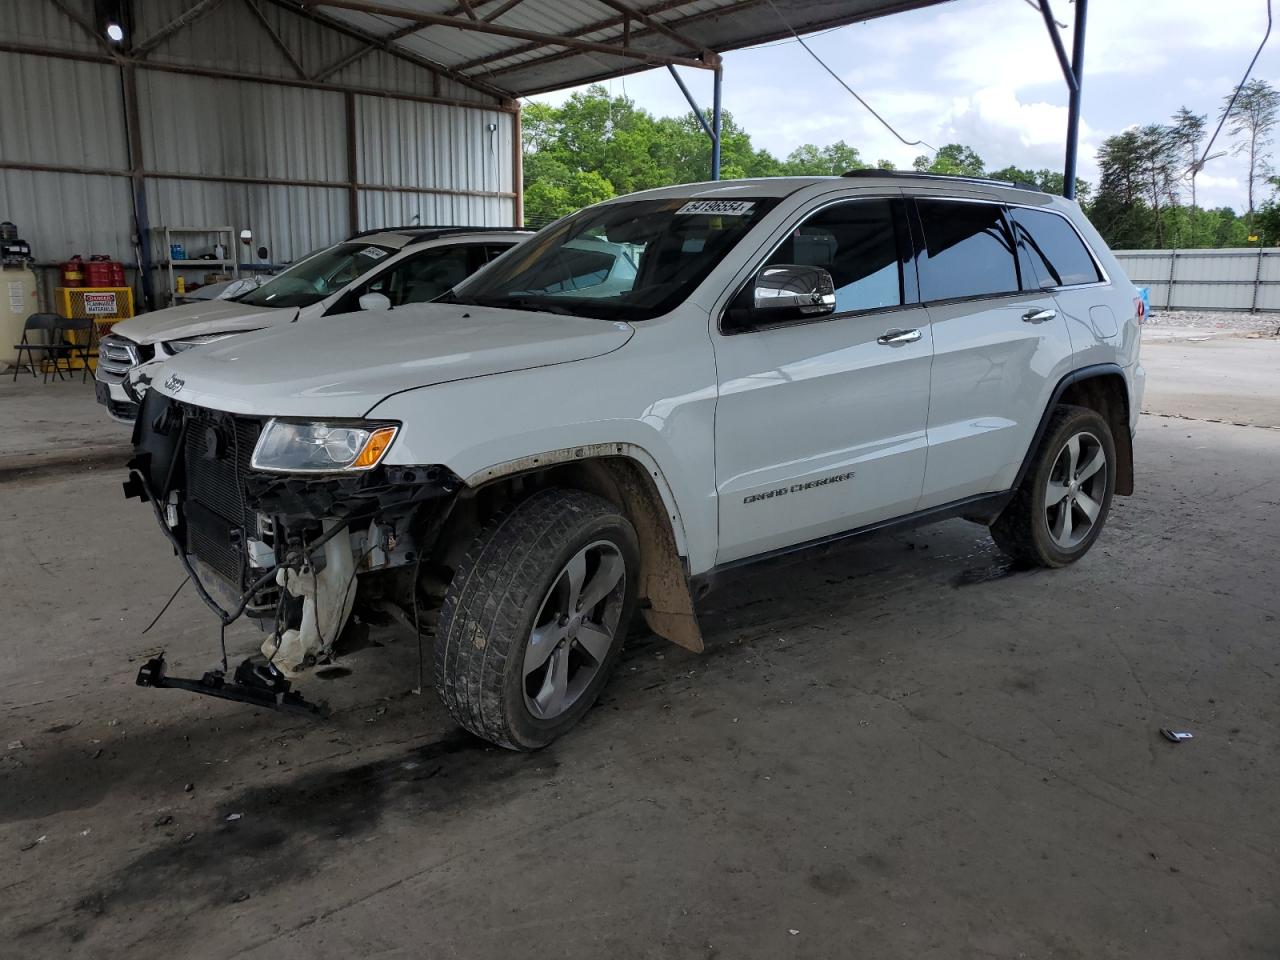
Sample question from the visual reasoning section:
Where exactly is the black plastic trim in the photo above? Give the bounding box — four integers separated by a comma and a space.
692, 490, 1012, 593
1009, 362, 1126, 492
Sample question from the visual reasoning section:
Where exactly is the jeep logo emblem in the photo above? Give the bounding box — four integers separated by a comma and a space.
164, 374, 185, 393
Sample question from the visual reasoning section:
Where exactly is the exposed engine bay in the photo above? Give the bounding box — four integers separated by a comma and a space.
124, 388, 462, 713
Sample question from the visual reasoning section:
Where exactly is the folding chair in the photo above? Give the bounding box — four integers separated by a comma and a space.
12, 313, 68, 383
59, 316, 96, 383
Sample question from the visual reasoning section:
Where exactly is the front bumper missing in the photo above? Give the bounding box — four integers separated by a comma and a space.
136, 652, 327, 717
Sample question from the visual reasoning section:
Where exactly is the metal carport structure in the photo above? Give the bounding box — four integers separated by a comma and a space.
1, 0, 1089, 308
289, 0, 1089, 194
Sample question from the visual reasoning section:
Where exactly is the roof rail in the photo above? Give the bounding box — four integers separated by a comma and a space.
347, 225, 529, 240
841, 168, 1044, 193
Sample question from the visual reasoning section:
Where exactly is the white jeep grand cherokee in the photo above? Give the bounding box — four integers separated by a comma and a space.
126, 171, 1144, 750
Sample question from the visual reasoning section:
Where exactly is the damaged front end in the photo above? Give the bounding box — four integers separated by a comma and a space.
124, 389, 462, 713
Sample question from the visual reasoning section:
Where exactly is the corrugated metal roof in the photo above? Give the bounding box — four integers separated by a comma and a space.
304, 0, 954, 97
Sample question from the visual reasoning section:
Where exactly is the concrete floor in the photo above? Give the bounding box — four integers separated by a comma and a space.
2, 340, 1278, 959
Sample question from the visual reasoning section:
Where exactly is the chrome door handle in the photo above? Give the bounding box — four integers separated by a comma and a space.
1022, 308, 1057, 323
876, 328, 922, 345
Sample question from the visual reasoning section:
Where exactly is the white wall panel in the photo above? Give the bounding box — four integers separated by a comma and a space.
355, 96, 514, 199
0, 0, 101, 53
145, 179, 349, 265
0, 169, 134, 262
357, 190, 514, 232
0, 53, 129, 168
138, 72, 346, 182
1114, 248, 1280, 312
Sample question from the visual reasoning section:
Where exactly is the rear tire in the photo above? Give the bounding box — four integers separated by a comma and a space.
435, 488, 639, 750
990, 404, 1116, 568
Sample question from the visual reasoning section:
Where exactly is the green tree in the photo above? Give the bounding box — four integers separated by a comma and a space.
1170, 107, 1207, 216
1223, 79, 1280, 229
987, 165, 1091, 202
780, 141, 868, 176
1092, 130, 1155, 248
914, 143, 985, 176
1135, 124, 1181, 247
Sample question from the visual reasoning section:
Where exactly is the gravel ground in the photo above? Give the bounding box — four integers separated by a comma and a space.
1143, 309, 1280, 340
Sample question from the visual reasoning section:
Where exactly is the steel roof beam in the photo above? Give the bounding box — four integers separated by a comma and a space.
593, 0, 715, 62
243, 0, 309, 78
132, 0, 230, 58
483, 0, 528, 22
44, 0, 123, 59
451, 0, 706, 74
266, 0, 512, 99
302, 0, 719, 69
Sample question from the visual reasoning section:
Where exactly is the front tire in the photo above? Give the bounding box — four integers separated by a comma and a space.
990, 404, 1116, 568
435, 488, 639, 750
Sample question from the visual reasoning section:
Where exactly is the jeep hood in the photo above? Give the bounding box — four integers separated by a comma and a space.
110, 299, 289, 345
152, 304, 634, 418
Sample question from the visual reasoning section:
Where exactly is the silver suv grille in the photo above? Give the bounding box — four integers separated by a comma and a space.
97, 334, 139, 384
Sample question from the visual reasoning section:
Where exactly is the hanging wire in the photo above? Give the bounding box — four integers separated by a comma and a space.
141, 575, 190, 635
763, 0, 935, 152
1196, 0, 1273, 173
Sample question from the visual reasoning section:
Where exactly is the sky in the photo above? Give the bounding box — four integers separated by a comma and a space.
528, 0, 1279, 211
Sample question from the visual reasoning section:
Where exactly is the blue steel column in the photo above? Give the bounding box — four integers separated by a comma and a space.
1063, 0, 1087, 200
711, 66, 722, 181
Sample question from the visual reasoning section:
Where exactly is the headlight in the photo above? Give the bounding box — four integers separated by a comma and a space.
251, 420, 399, 473
167, 332, 248, 354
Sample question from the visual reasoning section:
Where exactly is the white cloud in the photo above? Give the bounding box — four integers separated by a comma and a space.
529, 0, 1278, 211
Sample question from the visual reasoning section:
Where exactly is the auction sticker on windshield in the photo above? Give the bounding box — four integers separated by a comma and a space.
359, 246, 389, 260
676, 200, 756, 216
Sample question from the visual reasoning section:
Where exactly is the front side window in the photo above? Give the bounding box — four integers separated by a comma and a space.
915, 200, 1020, 302
1010, 207, 1102, 287
449, 197, 779, 322
763, 198, 909, 313
329, 243, 517, 315
236, 242, 396, 309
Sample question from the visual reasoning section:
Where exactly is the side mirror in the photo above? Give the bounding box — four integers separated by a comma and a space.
358, 292, 391, 312
753, 264, 836, 317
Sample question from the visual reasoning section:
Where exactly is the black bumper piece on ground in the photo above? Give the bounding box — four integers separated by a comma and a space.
136, 653, 326, 717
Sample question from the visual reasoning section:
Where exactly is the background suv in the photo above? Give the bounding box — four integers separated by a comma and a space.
94, 226, 529, 420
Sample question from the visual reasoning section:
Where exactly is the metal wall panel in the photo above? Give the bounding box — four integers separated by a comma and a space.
328, 50, 495, 104
0, 52, 129, 168
137, 71, 347, 182
135, 0, 355, 82
135, 0, 499, 105
357, 190, 514, 232
355, 96, 514, 200
0, 169, 134, 261
1, 0, 101, 53
145, 178, 349, 265
1113, 249, 1280, 312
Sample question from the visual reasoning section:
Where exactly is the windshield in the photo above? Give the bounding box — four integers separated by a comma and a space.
235, 242, 397, 309
449, 197, 779, 321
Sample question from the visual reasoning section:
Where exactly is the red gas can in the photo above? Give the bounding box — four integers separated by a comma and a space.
85, 255, 125, 287
60, 255, 86, 287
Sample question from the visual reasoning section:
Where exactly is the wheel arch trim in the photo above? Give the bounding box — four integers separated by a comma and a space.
463, 443, 703, 653
1013, 362, 1133, 495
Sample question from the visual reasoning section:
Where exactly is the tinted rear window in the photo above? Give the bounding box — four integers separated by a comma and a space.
1011, 207, 1102, 287
915, 200, 1019, 301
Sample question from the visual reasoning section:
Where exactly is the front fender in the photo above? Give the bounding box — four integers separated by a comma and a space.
365, 324, 720, 574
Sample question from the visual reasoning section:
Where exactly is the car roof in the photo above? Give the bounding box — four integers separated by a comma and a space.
607, 171, 1054, 205
348, 226, 533, 248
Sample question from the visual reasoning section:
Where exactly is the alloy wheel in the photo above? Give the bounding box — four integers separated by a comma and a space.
1044, 430, 1107, 549
523, 539, 627, 720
